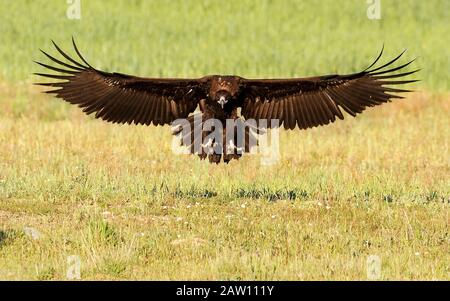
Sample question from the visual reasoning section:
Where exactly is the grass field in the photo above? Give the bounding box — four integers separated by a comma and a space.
0, 0, 449, 280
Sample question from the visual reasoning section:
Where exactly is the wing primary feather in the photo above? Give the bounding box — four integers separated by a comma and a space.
292, 96, 303, 129
381, 87, 412, 93
352, 84, 399, 101
43, 88, 64, 94
134, 93, 151, 125
287, 97, 296, 129
307, 94, 324, 126
94, 89, 125, 120
266, 98, 276, 122
355, 87, 387, 106
303, 93, 317, 127
57, 76, 102, 92
322, 90, 344, 120
253, 100, 263, 120
142, 95, 156, 124
355, 80, 398, 94
34, 82, 58, 87
123, 91, 142, 125
326, 87, 357, 117
299, 95, 311, 129
162, 97, 171, 124
284, 97, 292, 129
315, 91, 331, 125
333, 87, 365, 113
82, 85, 120, 114
170, 99, 180, 119
261, 101, 270, 121
373, 69, 420, 79
161, 97, 171, 125
317, 92, 335, 122
337, 85, 369, 110
251, 100, 260, 119
33, 73, 73, 80
367, 49, 407, 72
155, 96, 166, 126
154, 96, 164, 125
124, 91, 143, 125
303, 94, 317, 127
39, 49, 85, 71
78, 88, 110, 113
150, 95, 161, 126
72, 37, 95, 69
369, 59, 416, 76
362, 44, 385, 72
165, 97, 173, 124
132, 93, 149, 125
241, 99, 251, 118
142, 95, 156, 126
63, 80, 112, 105
34, 61, 79, 75
271, 99, 281, 125
297, 95, 310, 128
51, 40, 89, 69
280, 99, 290, 130
345, 85, 380, 106
107, 90, 132, 123
114, 89, 136, 124
165, 98, 173, 122
379, 80, 419, 85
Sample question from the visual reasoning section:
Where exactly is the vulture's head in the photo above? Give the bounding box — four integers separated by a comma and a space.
210, 76, 240, 108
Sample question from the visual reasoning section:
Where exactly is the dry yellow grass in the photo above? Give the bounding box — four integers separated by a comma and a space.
0, 84, 448, 280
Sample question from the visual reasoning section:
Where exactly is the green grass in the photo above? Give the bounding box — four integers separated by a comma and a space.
0, 0, 449, 280
1, 0, 449, 90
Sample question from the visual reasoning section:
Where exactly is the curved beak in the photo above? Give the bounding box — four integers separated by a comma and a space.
218, 96, 227, 108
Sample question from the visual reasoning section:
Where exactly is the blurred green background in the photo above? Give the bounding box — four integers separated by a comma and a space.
1, 0, 449, 91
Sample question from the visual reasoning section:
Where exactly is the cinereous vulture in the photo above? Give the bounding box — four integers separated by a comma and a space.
35, 39, 419, 163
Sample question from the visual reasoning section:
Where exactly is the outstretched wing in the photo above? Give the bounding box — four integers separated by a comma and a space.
35, 38, 209, 126
240, 48, 419, 130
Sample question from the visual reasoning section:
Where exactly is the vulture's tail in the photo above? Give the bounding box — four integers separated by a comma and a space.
171, 114, 259, 164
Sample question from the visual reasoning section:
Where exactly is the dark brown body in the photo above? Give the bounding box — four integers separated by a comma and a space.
184, 76, 250, 163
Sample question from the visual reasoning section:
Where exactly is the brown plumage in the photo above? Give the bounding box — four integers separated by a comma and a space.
35, 39, 419, 163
